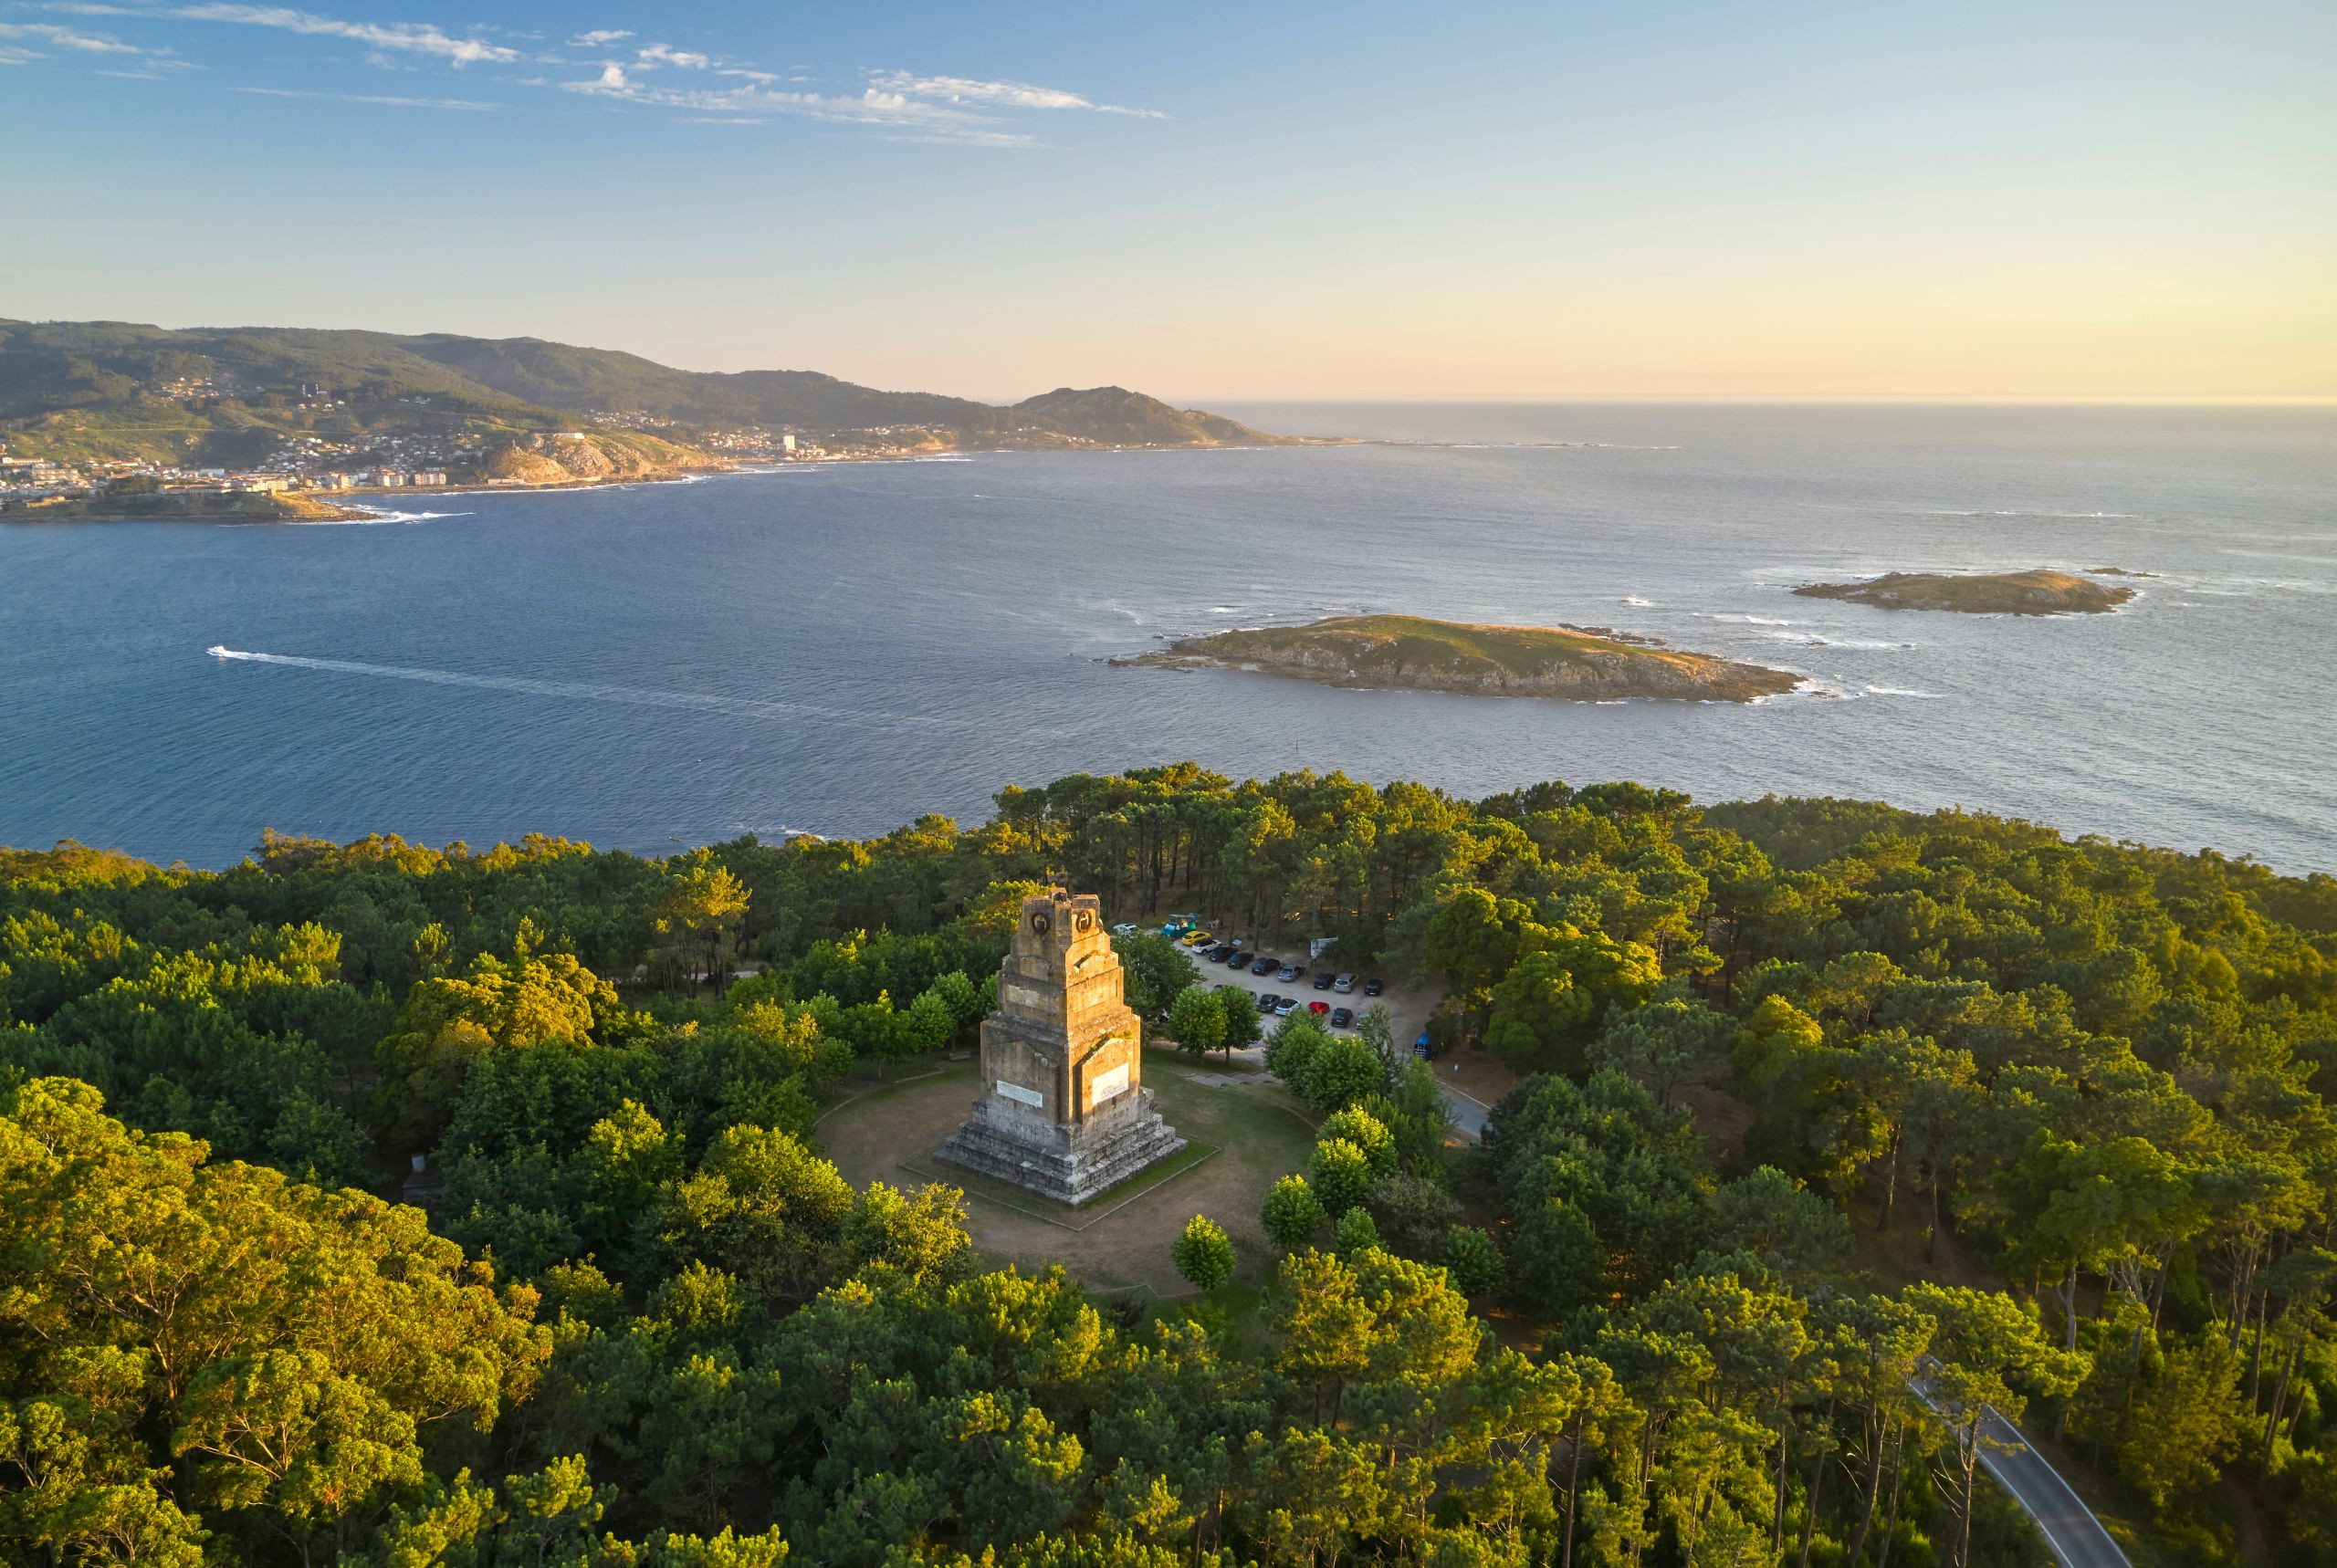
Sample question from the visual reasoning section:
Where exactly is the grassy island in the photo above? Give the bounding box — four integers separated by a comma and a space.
1117, 613, 1801, 702
4, 489, 372, 524
1793, 568, 2135, 614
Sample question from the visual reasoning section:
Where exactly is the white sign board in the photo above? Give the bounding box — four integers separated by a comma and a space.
994, 1080, 1044, 1108
1090, 1062, 1130, 1104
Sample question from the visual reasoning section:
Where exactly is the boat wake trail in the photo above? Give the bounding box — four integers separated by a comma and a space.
202, 646, 968, 730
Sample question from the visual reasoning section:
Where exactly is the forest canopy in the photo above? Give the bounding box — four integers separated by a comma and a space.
1, 764, 2332, 1567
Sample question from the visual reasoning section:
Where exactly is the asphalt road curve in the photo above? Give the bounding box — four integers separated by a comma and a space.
1913, 1376, 2132, 1568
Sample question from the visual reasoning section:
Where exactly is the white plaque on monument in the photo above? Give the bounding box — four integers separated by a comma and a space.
1090, 1062, 1130, 1104
994, 1080, 1044, 1108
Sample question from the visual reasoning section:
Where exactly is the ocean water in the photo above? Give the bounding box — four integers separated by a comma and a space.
1, 403, 2332, 873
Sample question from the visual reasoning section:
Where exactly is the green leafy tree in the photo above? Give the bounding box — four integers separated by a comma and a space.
1212, 985, 1262, 1058
1441, 1227, 1504, 1299
1166, 985, 1227, 1058
1172, 1214, 1235, 1293
1262, 1174, 1326, 1251
1311, 1138, 1374, 1218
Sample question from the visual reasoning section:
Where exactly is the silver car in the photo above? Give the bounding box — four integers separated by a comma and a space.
1334, 973, 1356, 993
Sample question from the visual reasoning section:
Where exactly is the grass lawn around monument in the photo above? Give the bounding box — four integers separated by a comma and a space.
816, 1051, 1317, 1301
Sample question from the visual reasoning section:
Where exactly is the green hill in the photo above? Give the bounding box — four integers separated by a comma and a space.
0, 319, 1288, 466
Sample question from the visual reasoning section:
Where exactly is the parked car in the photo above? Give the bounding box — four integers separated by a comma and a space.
1364, 977, 1385, 997
1111, 923, 1138, 937
1333, 973, 1355, 993
1312, 971, 1335, 990
1250, 956, 1277, 975
1273, 997, 1301, 1017
1224, 949, 1250, 967
1202, 944, 1230, 960
1181, 929, 1213, 947
1255, 992, 1277, 1012
1275, 963, 1302, 982
1307, 1000, 1330, 1016
1330, 1007, 1355, 1028
1413, 1030, 1433, 1059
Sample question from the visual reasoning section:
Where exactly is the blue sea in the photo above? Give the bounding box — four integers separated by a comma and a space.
2, 403, 2332, 873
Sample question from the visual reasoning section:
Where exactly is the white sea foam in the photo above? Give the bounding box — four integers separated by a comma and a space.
1760, 630, 1913, 650
1620, 595, 1655, 606
1919, 509, 2136, 519
1862, 685, 1946, 698
313, 508, 473, 526
202, 646, 975, 730
1699, 612, 1795, 625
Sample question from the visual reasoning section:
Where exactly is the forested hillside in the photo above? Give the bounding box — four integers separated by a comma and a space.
0, 319, 1280, 465
2, 766, 2332, 1566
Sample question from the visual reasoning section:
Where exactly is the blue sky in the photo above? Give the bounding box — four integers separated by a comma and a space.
5, 1, 2332, 399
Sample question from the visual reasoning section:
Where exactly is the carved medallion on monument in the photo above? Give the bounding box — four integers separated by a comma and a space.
935, 888, 1186, 1205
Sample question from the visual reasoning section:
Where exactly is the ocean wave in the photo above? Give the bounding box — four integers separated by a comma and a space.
315, 508, 473, 526
1699, 612, 1796, 625
1862, 685, 1946, 698
201, 645, 978, 730
1919, 509, 2136, 519
1620, 595, 1655, 607
1759, 630, 1913, 650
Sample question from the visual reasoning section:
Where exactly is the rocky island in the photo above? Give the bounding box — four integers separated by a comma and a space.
1116, 614, 1801, 703
1793, 569, 2134, 615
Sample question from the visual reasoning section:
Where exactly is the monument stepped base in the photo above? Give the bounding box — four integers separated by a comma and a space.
936, 1088, 1188, 1207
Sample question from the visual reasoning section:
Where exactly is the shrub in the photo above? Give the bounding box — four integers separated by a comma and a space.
1317, 1107, 1395, 1175
1171, 1213, 1235, 1292
1310, 1138, 1373, 1217
1261, 1174, 1326, 1250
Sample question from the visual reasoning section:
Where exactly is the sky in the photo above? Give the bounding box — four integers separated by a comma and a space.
4, 0, 2332, 402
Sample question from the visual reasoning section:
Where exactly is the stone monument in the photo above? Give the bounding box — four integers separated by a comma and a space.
936, 888, 1186, 1205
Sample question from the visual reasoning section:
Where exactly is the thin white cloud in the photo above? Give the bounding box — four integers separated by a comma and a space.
0, 19, 147, 52
634, 41, 707, 69
135, 4, 519, 65
560, 68, 1042, 145
236, 82, 497, 108
26, 5, 1157, 146
867, 69, 1161, 118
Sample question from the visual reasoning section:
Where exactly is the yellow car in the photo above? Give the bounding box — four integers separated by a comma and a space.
1179, 929, 1213, 947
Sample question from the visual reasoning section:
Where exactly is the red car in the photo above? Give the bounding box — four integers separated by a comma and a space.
1307, 1000, 1330, 1016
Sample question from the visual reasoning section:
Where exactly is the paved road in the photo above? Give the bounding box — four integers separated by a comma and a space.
1441, 1082, 1490, 1140
1911, 1377, 2131, 1568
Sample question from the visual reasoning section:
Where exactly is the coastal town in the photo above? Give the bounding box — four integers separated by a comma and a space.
0, 425, 836, 513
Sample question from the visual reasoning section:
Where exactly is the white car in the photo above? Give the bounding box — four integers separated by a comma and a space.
1111, 923, 1138, 937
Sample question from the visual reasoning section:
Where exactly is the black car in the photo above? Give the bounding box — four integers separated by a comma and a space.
1330, 1007, 1355, 1028
1254, 992, 1277, 1012
1224, 949, 1249, 967
1312, 971, 1336, 990
1250, 956, 1276, 975
1204, 944, 1231, 961
1363, 977, 1385, 997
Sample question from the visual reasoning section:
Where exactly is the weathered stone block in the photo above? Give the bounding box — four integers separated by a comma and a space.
936, 888, 1185, 1206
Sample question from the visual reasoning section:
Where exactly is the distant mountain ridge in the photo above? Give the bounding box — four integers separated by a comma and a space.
0, 319, 1289, 467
